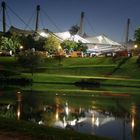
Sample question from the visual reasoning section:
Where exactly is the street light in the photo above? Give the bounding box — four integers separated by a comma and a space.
39, 32, 48, 38
20, 45, 23, 50
134, 44, 138, 49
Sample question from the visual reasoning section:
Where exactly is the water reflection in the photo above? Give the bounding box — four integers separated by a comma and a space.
40, 101, 133, 140
0, 90, 139, 140
131, 118, 135, 133
131, 104, 137, 140
131, 104, 136, 130
16, 91, 22, 120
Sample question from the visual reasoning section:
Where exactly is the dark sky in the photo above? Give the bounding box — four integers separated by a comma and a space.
0, 0, 140, 42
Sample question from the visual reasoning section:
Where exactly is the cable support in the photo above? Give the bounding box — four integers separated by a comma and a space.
6, 4, 33, 31
1, 4, 62, 41
41, 9, 62, 32
85, 16, 95, 34
130, 23, 135, 33
24, 10, 35, 30
40, 13, 45, 29
6, 9, 12, 27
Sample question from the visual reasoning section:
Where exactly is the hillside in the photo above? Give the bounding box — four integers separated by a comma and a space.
1, 56, 140, 93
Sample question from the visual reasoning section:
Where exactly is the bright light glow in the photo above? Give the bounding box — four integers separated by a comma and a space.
63, 116, 67, 127
58, 45, 62, 50
95, 117, 99, 127
65, 106, 69, 116
56, 113, 59, 120
7, 104, 10, 110
69, 119, 77, 126
38, 120, 44, 125
134, 44, 138, 49
17, 109, 20, 120
65, 102, 69, 116
94, 45, 98, 49
20, 46, 23, 50
92, 114, 95, 125
132, 117, 135, 130
63, 32, 71, 39
131, 104, 136, 133
40, 32, 48, 37
56, 108, 59, 120
97, 36, 103, 43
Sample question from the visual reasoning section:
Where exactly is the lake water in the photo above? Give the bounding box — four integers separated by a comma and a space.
0, 88, 140, 140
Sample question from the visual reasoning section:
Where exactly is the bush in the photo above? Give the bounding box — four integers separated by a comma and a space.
0, 77, 32, 86
136, 56, 140, 67
75, 79, 100, 89
17, 50, 44, 75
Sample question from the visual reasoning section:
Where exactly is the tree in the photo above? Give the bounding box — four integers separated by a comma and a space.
61, 40, 78, 53
44, 35, 61, 54
76, 41, 87, 53
17, 50, 44, 75
134, 27, 140, 66
0, 34, 21, 54
136, 56, 140, 67
134, 27, 140, 47
69, 25, 80, 36
61, 40, 87, 53
20, 35, 35, 50
20, 34, 45, 51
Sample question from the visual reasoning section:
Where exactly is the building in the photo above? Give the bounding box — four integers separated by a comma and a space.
85, 34, 122, 55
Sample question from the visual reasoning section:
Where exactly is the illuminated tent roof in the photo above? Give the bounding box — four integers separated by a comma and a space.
85, 34, 121, 46
85, 35, 122, 53
8, 26, 62, 41
54, 31, 90, 43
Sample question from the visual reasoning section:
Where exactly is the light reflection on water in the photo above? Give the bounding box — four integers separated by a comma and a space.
0, 90, 139, 140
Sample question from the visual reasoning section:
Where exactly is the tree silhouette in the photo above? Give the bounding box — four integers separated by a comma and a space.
18, 50, 44, 76
69, 25, 80, 36
134, 27, 140, 47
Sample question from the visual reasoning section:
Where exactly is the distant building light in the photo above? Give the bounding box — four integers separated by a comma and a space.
40, 32, 48, 37
20, 46, 23, 50
97, 36, 103, 43
94, 45, 98, 49
134, 44, 138, 49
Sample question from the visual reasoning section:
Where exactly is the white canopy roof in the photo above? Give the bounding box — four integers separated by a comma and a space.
85, 34, 121, 46
54, 31, 90, 43
86, 35, 122, 53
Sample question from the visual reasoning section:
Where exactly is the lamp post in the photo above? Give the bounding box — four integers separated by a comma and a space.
134, 44, 138, 49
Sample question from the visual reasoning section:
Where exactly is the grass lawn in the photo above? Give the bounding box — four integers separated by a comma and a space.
1, 56, 140, 94
0, 56, 139, 77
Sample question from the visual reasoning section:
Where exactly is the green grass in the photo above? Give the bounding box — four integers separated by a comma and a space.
38, 56, 140, 79
0, 56, 139, 77
22, 73, 140, 93
44, 57, 116, 67
1, 56, 140, 94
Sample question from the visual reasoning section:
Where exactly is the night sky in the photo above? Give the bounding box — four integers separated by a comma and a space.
0, 0, 140, 42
